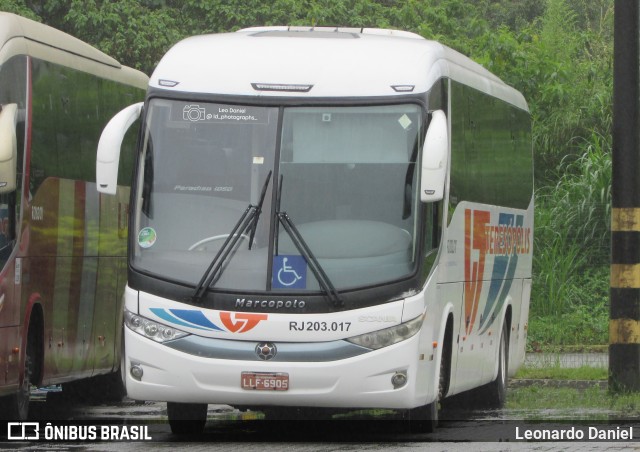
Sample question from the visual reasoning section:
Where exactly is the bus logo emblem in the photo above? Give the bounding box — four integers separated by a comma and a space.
255, 342, 277, 360
220, 312, 268, 333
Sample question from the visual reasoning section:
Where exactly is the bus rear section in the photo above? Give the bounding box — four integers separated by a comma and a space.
97, 27, 533, 434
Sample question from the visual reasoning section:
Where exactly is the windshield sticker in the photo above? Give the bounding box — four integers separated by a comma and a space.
398, 114, 412, 130
178, 103, 268, 124
272, 255, 307, 289
138, 227, 157, 249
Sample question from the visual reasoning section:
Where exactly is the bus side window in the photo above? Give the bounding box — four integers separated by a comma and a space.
0, 191, 16, 267
424, 200, 442, 275
0, 55, 26, 270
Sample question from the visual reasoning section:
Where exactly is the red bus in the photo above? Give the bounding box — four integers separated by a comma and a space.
0, 12, 147, 420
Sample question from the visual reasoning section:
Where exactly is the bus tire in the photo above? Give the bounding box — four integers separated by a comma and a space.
473, 321, 508, 409
408, 399, 437, 433
409, 317, 452, 433
0, 331, 36, 420
167, 402, 208, 435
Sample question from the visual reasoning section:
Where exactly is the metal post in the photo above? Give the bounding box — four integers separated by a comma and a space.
610, 0, 640, 392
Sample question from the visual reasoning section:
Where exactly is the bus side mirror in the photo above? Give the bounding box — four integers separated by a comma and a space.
420, 110, 448, 203
0, 104, 17, 195
96, 102, 143, 195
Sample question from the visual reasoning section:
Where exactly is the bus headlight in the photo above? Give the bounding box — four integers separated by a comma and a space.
124, 309, 189, 343
345, 315, 424, 350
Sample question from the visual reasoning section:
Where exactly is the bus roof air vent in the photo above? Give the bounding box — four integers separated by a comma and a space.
239, 26, 424, 40
250, 29, 359, 39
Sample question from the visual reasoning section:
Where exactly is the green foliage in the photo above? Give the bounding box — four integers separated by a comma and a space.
529, 266, 609, 347
530, 132, 611, 331
528, 303, 608, 348
0, 0, 38, 19
63, 0, 183, 73
531, 0, 613, 181
479, 0, 545, 31
515, 364, 607, 381
532, 237, 586, 317
536, 135, 611, 265
174, 0, 390, 33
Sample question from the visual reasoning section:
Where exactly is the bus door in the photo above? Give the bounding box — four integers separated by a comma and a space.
0, 190, 20, 387
91, 187, 129, 375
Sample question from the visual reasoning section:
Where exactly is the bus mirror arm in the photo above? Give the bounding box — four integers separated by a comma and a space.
420, 110, 448, 203
96, 102, 143, 195
0, 103, 18, 195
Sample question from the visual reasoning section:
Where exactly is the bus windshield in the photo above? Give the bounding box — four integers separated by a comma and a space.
132, 99, 423, 294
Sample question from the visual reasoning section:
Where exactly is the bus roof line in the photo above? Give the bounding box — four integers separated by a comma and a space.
0, 12, 121, 69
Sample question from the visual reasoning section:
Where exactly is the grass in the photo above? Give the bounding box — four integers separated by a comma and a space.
529, 141, 611, 347
507, 385, 640, 420
527, 309, 608, 351
515, 365, 607, 381
507, 355, 640, 420
527, 265, 609, 350
508, 385, 603, 410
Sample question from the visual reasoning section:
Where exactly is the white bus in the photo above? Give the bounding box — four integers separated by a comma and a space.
0, 12, 147, 420
97, 26, 533, 434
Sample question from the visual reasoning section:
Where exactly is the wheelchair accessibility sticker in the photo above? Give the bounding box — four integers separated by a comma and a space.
272, 255, 307, 289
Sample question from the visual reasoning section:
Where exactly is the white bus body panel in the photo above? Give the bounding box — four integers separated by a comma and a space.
148, 28, 527, 110
438, 199, 533, 395
124, 327, 435, 408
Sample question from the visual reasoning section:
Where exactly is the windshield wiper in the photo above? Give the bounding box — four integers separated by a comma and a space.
191, 171, 272, 302
275, 176, 343, 308
248, 169, 272, 250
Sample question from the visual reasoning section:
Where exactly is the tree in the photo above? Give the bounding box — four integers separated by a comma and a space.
0, 0, 40, 19
64, 0, 183, 74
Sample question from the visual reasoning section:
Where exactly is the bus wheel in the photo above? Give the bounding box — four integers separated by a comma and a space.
474, 322, 508, 409
489, 322, 509, 407
167, 402, 207, 435
409, 357, 445, 432
15, 354, 32, 420
0, 343, 34, 420
409, 327, 452, 434
408, 398, 437, 433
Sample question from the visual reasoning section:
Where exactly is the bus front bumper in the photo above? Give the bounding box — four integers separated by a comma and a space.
123, 326, 434, 410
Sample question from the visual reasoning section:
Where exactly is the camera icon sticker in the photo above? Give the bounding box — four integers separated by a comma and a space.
183, 104, 206, 122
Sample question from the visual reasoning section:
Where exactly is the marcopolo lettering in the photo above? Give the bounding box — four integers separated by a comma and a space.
236, 298, 306, 309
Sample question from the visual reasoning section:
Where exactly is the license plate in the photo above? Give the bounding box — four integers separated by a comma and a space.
241, 372, 289, 391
